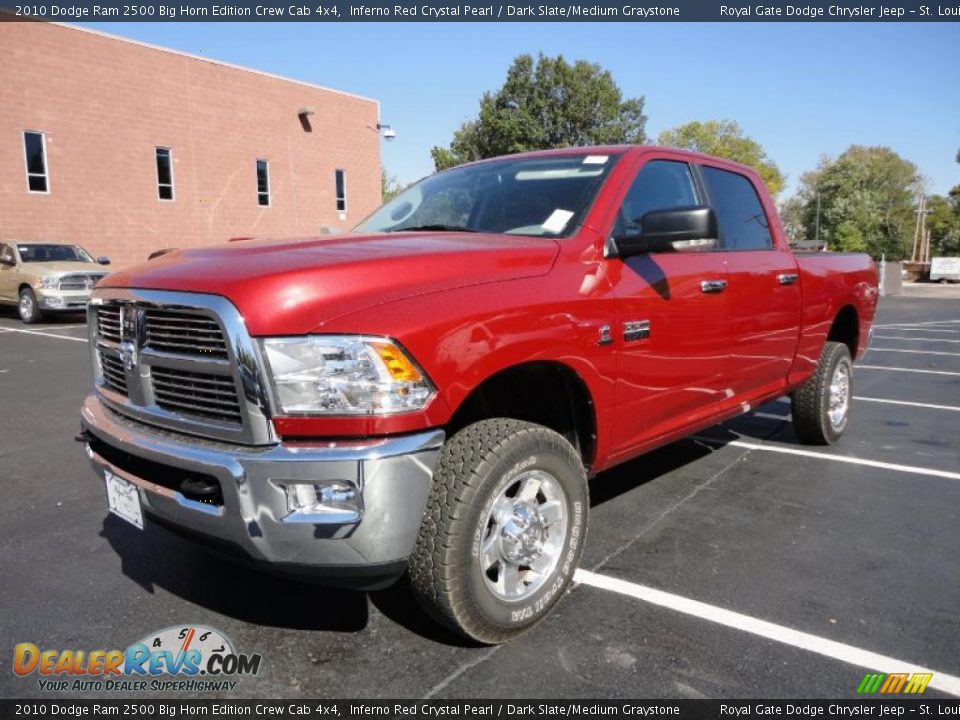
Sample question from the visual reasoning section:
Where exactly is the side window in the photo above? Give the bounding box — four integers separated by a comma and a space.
700, 167, 772, 250
256, 159, 270, 207
155, 147, 174, 201
24, 131, 49, 193
335, 169, 347, 212
615, 160, 698, 237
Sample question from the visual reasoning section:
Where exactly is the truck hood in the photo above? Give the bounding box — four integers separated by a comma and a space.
100, 232, 560, 335
21, 262, 108, 276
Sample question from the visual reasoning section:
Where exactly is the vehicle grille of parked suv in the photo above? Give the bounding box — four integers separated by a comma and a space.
90, 294, 275, 444
58, 273, 108, 291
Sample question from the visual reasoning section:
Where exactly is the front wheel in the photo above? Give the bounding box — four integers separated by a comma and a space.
791, 341, 853, 445
409, 419, 588, 644
18, 288, 43, 324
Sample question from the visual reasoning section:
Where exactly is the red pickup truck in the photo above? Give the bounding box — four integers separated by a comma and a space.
80, 146, 877, 643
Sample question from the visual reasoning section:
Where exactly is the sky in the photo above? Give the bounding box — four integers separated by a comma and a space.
79, 21, 960, 198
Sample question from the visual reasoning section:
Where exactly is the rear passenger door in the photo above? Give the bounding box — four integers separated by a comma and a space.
699, 165, 802, 404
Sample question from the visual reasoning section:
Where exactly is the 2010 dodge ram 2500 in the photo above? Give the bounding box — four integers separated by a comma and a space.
80, 146, 878, 643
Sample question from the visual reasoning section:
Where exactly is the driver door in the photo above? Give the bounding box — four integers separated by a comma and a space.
606, 159, 731, 459
0, 243, 19, 302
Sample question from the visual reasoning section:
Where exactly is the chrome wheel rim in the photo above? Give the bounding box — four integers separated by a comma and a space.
19, 293, 33, 320
828, 362, 851, 429
479, 469, 568, 602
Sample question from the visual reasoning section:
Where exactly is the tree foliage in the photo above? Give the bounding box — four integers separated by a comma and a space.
793, 146, 921, 259
431, 53, 647, 171
657, 120, 785, 196
926, 193, 960, 256
381, 170, 404, 203
778, 195, 806, 247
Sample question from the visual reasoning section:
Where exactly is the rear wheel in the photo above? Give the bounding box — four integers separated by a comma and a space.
791, 341, 853, 445
18, 288, 42, 324
409, 419, 588, 644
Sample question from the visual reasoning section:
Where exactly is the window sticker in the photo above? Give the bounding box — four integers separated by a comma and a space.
582, 155, 609, 165
542, 209, 575, 234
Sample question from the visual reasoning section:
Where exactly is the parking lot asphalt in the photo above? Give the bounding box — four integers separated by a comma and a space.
0, 294, 958, 700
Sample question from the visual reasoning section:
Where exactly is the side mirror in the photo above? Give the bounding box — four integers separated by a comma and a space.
610, 206, 718, 258
97, 256, 111, 265
0, 257, 14, 267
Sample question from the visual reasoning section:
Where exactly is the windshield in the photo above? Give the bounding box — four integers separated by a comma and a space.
355, 153, 622, 238
18, 244, 94, 263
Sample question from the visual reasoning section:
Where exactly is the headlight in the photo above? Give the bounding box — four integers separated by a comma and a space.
260, 335, 435, 415
35, 277, 60, 289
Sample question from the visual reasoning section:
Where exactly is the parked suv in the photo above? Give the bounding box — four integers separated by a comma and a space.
0, 241, 110, 323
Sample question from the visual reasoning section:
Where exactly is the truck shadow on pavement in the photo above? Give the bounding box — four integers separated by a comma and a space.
100, 515, 370, 633
98, 404, 793, 645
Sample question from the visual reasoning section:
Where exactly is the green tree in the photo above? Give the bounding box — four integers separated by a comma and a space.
657, 120, 785, 196
778, 195, 806, 246
926, 194, 960, 256
795, 146, 921, 259
381, 170, 404, 203
431, 53, 647, 171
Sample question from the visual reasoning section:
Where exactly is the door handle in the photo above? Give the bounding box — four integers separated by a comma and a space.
700, 279, 727, 294
778, 273, 799, 286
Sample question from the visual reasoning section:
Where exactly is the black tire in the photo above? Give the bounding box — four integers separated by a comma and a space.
409, 419, 588, 644
791, 341, 853, 445
18, 287, 43, 324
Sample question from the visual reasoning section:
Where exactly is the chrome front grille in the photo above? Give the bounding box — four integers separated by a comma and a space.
89, 291, 276, 445
97, 349, 128, 395
59, 273, 105, 291
96, 307, 122, 343
152, 367, 242, 424
144, 309, 229, 359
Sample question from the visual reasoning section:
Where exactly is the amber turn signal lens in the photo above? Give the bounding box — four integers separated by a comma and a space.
370, 342, 423, 382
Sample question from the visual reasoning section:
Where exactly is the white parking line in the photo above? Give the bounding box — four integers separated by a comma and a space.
858, 365, 960, 377
694, 437, 960, 481
854, 396, 960, 412
873, 335, 960, 344
873, 320, 960, 329
868, 347, 960, 357
752, 411, 791, 421
879, 330, 960, 336
34, 324, 88, 332
574, 569, 960, 697
0, 327, 88, 343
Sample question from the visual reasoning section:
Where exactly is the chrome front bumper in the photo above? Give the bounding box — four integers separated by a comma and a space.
37, 288, 92, 310
81, 395, 444, 588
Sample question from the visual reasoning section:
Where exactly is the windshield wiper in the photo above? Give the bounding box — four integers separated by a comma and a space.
391, 224, 479, 233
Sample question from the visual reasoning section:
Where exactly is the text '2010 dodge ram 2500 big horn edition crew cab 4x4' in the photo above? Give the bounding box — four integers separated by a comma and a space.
80, 146, 878, 643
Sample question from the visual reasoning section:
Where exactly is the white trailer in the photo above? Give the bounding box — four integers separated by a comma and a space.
930, 257, 960, 282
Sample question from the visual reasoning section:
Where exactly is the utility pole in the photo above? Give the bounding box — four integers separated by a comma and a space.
814, 193, 821, 248
911, 194, 924, 262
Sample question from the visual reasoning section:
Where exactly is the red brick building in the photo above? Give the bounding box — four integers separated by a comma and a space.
0, 21, 382, 268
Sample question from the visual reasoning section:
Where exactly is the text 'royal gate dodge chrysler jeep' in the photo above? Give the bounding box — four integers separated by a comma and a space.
80, 147, 878, 643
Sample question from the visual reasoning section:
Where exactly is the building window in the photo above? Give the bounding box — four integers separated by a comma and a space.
335, 169, 347, 212
257, 160, 270, 206
23, 131, 49, 193
155, 147, 174, 201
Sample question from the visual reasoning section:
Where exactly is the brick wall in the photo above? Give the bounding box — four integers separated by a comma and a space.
0, 22, 382, 268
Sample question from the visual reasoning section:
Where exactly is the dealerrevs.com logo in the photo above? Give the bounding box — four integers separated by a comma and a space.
13, 625, 263, 693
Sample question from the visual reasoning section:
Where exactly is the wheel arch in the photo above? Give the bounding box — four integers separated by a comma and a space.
827, 304, 860, 357
446, 360, 598, 470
